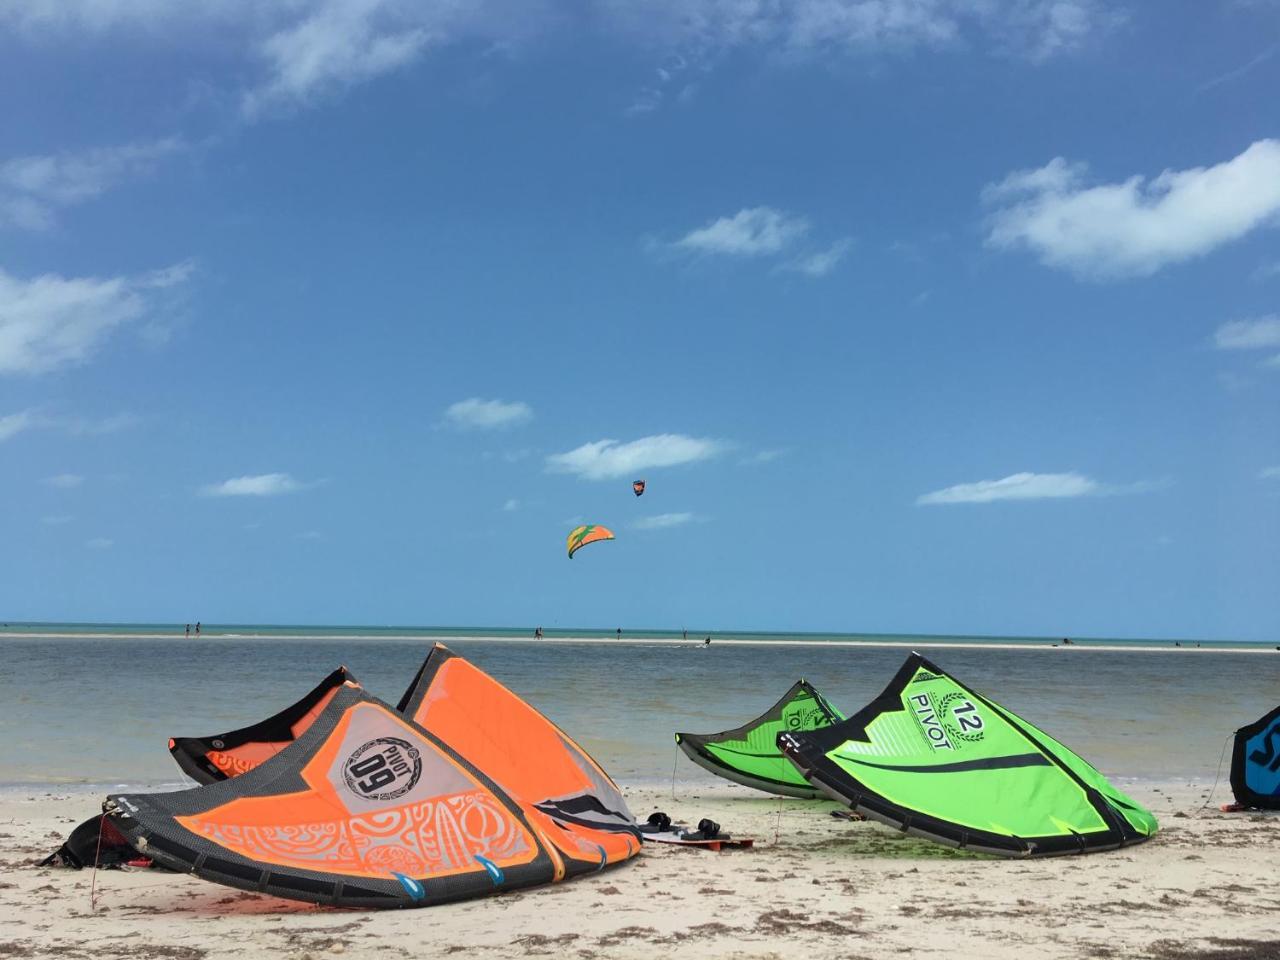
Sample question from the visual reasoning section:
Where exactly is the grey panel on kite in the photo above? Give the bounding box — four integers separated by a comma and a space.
778, 653, 1158, 857
1229, 703, 1280, 810
675, 681, 844, 798
169, 666, 357, 784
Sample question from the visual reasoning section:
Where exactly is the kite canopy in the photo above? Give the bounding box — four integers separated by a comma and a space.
779, 653, 1157, 857
632, 480, 645, 497
398, 644, 639, 876
169, 666, 356, 784
566, 524, 615, 559
105, 647, 638, 908
676, 681, 844, 798
1229, 703, 1280, 810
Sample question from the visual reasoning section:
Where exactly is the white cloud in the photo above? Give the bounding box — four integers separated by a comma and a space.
502, 498, 519, 511
45, 473, 84, 488
444, 397, 532, 430
1196, 44, 1277, 94
0, 261, 193, 375
0, 138, 183, 230
547, 433, 728, 480
240, 0, 556, 115
674, 207, 809, 257
60, 412, 141, 435
0, 0, 1117, 126
201, 472, 304, 496
0, 410, 36, 442
243, 1, 433, 116
917, 471, 1100, 505
1214, 316, 1280, 350
0, 1, 548, 117
0, 409, 138, 442
1261, 466, 1280, 480
742, 448, 787, 464
602, 0, 1118, 63
783, 239, 852, 277
86, 537, 113, 549
634, 511, 699, 530
984, 139, 1280, 279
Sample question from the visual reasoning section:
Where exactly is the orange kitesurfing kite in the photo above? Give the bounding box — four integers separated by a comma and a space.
566, 524, 614, 559
102, 645, 639, 908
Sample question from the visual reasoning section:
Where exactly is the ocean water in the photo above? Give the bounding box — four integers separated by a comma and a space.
2, 632, 1277, 791
1, 621, 1273, 647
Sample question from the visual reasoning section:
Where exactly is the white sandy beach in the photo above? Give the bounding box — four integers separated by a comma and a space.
2, 782, 1277, 960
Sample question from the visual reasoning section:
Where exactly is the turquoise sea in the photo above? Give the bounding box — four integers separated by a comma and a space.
1, 623, 1276, 792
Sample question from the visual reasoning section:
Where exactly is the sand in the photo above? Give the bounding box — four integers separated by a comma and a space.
2, 783, 1278, 960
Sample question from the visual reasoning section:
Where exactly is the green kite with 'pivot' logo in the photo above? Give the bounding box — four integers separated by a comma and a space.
779, 653, 1158, 857
675, 681, 845, 798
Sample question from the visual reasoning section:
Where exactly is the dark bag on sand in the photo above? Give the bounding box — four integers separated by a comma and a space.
39, 814, 152, 870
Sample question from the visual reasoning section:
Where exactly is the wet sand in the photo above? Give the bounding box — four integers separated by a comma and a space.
2, 782, 1278, 959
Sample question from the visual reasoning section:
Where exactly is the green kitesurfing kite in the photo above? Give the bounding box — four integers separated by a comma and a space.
676, 681, 845, 798
779, 653, 1157, 857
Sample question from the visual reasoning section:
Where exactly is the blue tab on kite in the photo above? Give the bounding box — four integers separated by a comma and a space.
392, 872, 425, 901
475, 854, 504, 885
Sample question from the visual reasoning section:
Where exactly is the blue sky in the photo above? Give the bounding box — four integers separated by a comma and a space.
1, 0, 1277, 640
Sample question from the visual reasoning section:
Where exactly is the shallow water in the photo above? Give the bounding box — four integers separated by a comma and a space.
1, 637, 1275, 787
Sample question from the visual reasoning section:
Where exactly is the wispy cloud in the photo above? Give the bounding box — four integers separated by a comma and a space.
42, 514, 73, 525
243, 2, 434, 117
741, 448, 787, 465
1215, 316, 1280, 370
0, 410, 37, 442
547, 433, 728, 480
634, 511, 700, 530
0, 138, 184, 230
916, 471, 1161, 505
603, 0, 1119, 65
1261, 466, 1280, 480
241, 0, 557, 116
1214, 316, 1280, 350
783, 239, 853, 278
86, 537, 113, 549
502, 498, 519, 511
1195, 44, 1277, 94
674, 207, 809, 257
0, 261, 193, 375
200, 472, 306, 497
45, 473, 84, 489
984, 139, 1280, 279
1, 0, 1118, 126
0, 409, 140, 442
444, 397, 532, 431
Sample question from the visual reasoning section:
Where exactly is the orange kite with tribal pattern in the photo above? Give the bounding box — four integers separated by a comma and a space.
104, 645, 640, 908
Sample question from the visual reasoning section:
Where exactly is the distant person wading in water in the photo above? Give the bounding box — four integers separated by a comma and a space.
195, 622, 201, 638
